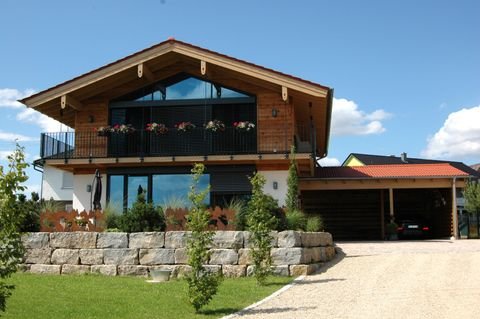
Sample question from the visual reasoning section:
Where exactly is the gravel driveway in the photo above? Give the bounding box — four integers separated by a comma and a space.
228, 240, 480, 319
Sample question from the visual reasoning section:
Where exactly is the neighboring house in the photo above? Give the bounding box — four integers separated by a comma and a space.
343, 152, 480, 178
20, 39, 333, 212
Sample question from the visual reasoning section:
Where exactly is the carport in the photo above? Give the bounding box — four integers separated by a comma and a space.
300, 164, 469, 240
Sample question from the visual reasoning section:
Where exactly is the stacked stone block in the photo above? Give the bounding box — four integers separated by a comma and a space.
20, 230, 335, 277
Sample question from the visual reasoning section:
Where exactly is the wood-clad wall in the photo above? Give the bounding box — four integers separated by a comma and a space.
257, 93, 294, 154
74, 102, 108, 158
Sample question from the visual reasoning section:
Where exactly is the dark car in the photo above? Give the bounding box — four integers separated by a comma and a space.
396, 219, 431, 239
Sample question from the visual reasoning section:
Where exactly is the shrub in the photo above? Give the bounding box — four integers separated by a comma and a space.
103, 203, 121, 231
285, 209, 306, 231
306, 215, 324, 232
247, 173, 277, 286
285, 146, 299, 213
185, 164, 222, 312
17, 192, 41, 232
118, 193, 165, 232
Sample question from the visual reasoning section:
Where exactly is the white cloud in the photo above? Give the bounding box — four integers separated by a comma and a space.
422, 105, 480, 159
318, 157, 341, 167
0, 88, 36, 108
16, 108, 65, 132
331, 98, 391, 136
0, 130, 37, 142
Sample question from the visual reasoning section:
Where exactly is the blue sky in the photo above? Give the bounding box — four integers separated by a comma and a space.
0, 0, 479, 195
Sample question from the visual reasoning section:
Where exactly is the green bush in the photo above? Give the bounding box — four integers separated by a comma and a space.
306, 215, 324, 232
285, 209, 306, 231
118, 193, 165, 232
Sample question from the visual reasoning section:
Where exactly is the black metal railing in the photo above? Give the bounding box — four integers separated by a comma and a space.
40, 125, 315, 160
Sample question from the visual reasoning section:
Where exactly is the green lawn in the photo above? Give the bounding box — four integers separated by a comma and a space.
2, 273, 292, 319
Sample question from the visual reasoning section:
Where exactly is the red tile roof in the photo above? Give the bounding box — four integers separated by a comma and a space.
314, 164, 469, 179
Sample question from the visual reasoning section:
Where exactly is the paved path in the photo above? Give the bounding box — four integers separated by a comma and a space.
229, 240, 480, 319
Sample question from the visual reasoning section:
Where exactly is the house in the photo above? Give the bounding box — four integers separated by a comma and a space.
20, 39, 333, 213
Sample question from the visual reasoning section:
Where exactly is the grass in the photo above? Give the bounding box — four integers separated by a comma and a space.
2, 273, 293, 319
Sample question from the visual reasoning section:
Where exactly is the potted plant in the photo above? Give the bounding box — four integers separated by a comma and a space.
175, 121, 196, 133
386, 221, 399, 240
233, 121, 255, 132
111, 124, 136, 134
205, 120, 225, 132
95, 126, 112, 137
146, 122, 168, 135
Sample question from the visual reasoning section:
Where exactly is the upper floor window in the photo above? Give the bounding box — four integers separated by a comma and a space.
118, 74, 252, 102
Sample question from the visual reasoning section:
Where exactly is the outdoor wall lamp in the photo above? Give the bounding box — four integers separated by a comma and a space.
273, 181, 278, 190
272, 108, 278, 117
86, 184, 92, 193
88, 115, 95, 123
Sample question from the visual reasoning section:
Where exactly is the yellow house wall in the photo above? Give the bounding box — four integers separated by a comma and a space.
343, 156, 365, 166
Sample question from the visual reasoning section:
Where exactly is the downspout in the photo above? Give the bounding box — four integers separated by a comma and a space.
323, 88, 334, 159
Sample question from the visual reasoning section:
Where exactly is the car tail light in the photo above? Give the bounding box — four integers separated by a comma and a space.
422, 226, 429, 231
397, 227, 404, 232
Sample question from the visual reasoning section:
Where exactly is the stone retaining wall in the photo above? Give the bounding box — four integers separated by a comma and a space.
21, 231, 335, 278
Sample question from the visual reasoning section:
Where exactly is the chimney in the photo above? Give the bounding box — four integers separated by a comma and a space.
400, 152, 408, 163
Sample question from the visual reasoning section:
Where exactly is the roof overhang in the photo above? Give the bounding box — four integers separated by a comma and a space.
20, 39, 329, 108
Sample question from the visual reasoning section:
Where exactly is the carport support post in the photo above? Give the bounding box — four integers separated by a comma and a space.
452, 178, 459, 239
389, 188, 395, 222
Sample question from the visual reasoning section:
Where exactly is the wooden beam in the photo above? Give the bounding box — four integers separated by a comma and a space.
60, 94, 83, 110
137, 63, 155, 82
200, 60, 207, 75
389, 188, 394, 222
452, 178, 459, 239
282, 86, 288, 101
380, 190, 385, 239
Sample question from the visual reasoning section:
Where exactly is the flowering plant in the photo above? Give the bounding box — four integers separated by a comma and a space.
95, 126, 112, 136
96, 124, 135, 135
111, 124, 136, 134
146, 122, 168, 135
204, 120, 225, 132
233, 121, 255, 132
175, 121, 196, 132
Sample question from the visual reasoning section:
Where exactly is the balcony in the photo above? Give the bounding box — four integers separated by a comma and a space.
40, 125, 315, 161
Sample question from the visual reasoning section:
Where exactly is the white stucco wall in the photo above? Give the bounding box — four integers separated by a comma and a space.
73, 174, 106, 212
258, 170, 289, 207
42, 165, 73, 201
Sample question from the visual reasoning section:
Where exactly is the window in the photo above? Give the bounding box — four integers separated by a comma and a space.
108, 175, 124, 212
152, 174, 210, 208
62, 172, 73, 189
127, 176, 148, 208
115, 75, 252, 102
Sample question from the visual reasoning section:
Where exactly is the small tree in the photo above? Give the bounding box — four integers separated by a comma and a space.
247, 173, 277, 285
0, 144, 28, 312
185, 164, 221, 312
118, 192, 165, 232
464, 180, 480, 215
285, 146, 299, 213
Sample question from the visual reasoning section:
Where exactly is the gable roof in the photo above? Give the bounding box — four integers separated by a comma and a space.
343, 153, 480, 178
20, 38, 330, 107
313, 163, 469, 179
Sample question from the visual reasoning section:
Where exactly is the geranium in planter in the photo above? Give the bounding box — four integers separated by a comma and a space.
233, 121, 255, 132
146, 122, 168, 135
95, 126, 112, 136
111, 124, 136, 134
175, 121, 196, 132
205, 120, 225, 132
